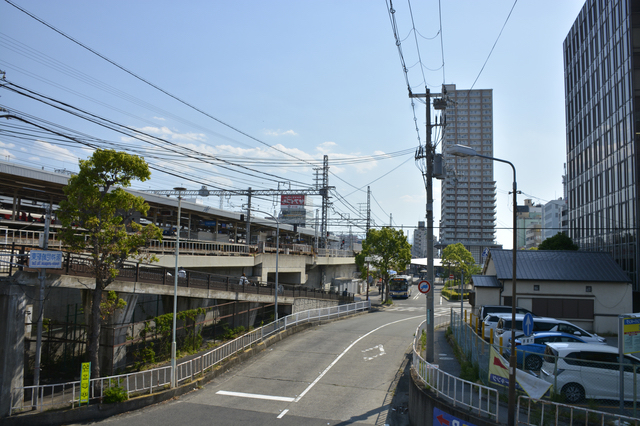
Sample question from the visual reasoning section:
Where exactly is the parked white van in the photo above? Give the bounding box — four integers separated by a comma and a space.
540, 342, 640, 404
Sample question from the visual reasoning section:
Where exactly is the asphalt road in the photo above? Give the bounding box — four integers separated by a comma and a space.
81, 283, 465, 426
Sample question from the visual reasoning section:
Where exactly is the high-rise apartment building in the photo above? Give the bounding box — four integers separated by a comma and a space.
516, 199, 542, 249
542, 198, 566, 241
564, 0, 639, 292
440, 84, 499, 264
412, 221, 428, 258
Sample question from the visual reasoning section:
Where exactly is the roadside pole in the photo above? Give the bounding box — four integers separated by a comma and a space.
32, 204, 52, 409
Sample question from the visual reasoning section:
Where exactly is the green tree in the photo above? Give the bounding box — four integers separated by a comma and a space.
538, 232, 579, 250
441, 243, 481, 283
360, 228, 411, 302
58, 149, 162, 379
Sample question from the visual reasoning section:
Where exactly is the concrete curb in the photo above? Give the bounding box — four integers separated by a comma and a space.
3, 311, 368, 426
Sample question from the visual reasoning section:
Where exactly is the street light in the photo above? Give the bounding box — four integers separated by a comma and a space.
448, 144, 518, 426
251, 209, 280, 322
170, 187, 186, 389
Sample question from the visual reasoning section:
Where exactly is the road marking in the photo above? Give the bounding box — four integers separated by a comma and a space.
412, 294, 421, 300
362, 344, 386, 361
293, 315, 423, 403
215, 390, 295, 402
277, 409, 289, 418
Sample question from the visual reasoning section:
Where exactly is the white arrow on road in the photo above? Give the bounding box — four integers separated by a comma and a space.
362, 344, 386, 361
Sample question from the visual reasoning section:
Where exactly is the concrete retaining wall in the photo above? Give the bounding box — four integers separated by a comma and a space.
291, 297, 338, 313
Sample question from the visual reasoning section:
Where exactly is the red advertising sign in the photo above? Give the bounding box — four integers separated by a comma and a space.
281, 194, 306, 206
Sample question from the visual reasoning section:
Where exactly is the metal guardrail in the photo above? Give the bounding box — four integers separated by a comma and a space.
516, 395, 639, 426
411, 312, 501, 421
10, 301, 370, 415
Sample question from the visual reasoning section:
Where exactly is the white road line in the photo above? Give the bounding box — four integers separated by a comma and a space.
293, 314, 423, 402
277, 409, 289, 419
215, 390, 295, 402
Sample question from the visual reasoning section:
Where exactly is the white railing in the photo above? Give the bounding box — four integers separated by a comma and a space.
10, 301, 370, 415
316, 248, 354, 258
411, 314, 501, 421
516, 395, 639, 426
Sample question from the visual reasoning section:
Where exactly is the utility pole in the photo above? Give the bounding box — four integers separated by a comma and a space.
366, 186, 371, 233
245, 188, 252, 247
412, 88, 446, 363
33, 203, 51, 409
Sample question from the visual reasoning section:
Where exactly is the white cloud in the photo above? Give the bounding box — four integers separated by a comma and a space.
0, 141, 15, 149
33, 140, 78, 162
153, 116, 166, 121
264, 129, 298, 137
136, 126, 207, 143
316, 141, 336, 154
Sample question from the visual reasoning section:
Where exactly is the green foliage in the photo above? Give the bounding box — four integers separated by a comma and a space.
58, 149, 162, 276
221, 323, 246, 340
178, 308, 206, 352
441, 243, 481, 282
360, 227, 411, 301
440, 287, 469, 301
103, 385, 128, 403
57, 149, 162, 378
538, 232, 579, 250
460, 359, 480, 382
100, 291, 127, 321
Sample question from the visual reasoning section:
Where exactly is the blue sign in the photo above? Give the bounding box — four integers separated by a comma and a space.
434, 407, 477, 426
523, 313, 534, 337
29, 250, 63, 269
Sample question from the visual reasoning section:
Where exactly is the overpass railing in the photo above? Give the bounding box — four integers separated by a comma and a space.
0, 226, 349, 259
9, 300, 370, 416
3, 245, 353, 302
411, 312, 501, 421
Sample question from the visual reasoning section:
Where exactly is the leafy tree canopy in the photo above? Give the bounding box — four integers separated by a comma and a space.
441, 243, 481, 282
538, 232, 579, 251
360, 227, 411, 300
58, 149, 162, 378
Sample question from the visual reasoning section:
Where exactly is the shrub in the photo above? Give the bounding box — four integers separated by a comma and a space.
103, 386, 128, 403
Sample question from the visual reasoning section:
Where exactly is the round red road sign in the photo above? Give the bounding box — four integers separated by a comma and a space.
418, 280, 431, 294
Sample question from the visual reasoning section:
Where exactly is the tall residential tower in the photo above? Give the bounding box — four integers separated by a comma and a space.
564, 0, 639, 293
440, 84, 499, 264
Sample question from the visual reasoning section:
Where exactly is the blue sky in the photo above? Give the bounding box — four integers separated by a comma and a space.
0, 0, 585, 248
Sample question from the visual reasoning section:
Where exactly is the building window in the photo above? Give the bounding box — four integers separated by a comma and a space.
533, 285, 540, 291
586, 286, 592, 292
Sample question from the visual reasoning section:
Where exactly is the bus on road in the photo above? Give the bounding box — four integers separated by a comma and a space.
389, 275, 412, 299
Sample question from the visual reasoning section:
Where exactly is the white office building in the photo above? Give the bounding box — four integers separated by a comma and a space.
542, 198, 566, 241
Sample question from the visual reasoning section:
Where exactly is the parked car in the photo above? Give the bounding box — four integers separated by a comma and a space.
477, 305, 536, 323
503, 332, 601, 371
481, 314, 508, 340
476, 306, 536, 336
540, 342, 640, 404
495, 315, 605, 344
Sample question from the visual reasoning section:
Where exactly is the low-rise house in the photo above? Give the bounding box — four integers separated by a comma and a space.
471, 249, 632, 334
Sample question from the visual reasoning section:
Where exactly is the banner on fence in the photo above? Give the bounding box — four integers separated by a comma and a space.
488, 347, 550, 400
80, 362, 91, 404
